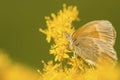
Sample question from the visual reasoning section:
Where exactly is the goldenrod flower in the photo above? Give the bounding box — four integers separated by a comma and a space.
39, 61, 120, 80
40, 4, 79, 62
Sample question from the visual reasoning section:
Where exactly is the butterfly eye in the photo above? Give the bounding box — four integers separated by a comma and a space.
64, 32, 71, 40
75, 42, 79, 46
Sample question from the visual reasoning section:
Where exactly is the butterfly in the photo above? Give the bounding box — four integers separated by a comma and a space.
65, 20, 117, 66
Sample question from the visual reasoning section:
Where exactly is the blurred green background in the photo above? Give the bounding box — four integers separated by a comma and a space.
0, 0, 120, 68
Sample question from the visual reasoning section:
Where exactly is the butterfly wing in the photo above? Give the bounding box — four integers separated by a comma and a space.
72, 20, 117, 65
73, 37, 99, 63
72, 20, 116, 46
73, 37, 117, 65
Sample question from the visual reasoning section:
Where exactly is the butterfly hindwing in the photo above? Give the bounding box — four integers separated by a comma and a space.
73, 37, 117, 65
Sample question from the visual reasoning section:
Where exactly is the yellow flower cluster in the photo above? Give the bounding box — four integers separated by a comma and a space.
0, 51, 39, 80
40, 4, 79, 62
39, 4, 120, 80
38, 61, 120, 80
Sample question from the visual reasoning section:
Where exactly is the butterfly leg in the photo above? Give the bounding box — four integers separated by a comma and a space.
73, 51, 76, 58
73, 48, 77, 58
85, 59, 96, 66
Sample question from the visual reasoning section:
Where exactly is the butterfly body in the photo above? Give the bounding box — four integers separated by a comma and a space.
65, 20, 117, 66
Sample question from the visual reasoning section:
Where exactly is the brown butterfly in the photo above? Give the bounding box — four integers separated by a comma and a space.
65, 20, 117, 66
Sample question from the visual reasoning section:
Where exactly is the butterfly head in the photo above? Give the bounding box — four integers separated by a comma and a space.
64, 32, 74, 50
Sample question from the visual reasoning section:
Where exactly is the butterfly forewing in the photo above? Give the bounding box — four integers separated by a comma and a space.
72, 20, 116, 46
